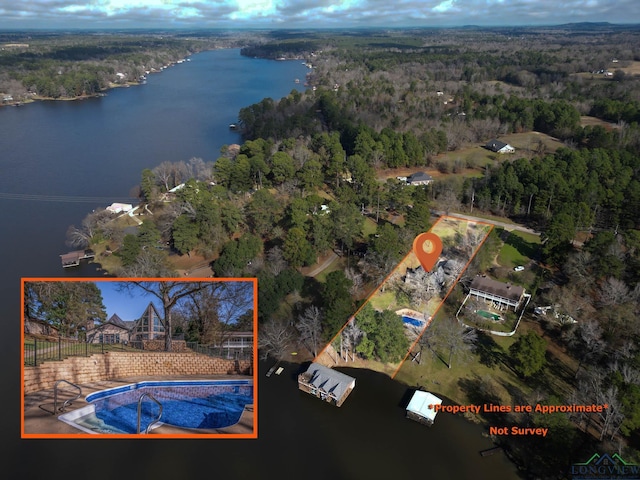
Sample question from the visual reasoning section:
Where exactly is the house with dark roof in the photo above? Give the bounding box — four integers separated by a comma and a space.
86, 302, 165, 344
469, 275, 525, 311
484, 139, 515, 154
298, 362, 356, 407
406, 171, 433, 186
87, 313, 132, 344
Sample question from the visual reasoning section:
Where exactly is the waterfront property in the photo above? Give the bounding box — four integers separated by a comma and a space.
298, 362, 355, 407
59, 249, 95, 268
406, 390, 442, 426
468, 275, 525, 311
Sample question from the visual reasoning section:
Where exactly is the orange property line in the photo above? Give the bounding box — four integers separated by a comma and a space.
313, 215, 494, 378
391, 221, 494, 378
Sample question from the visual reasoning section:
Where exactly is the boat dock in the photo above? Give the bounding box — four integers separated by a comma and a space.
60, 249, 95, 268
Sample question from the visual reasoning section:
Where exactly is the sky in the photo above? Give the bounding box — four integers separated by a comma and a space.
96, 281, 162, 320
0, 1, 638, 30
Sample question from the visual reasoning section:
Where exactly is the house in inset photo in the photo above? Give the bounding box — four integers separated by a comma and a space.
86, 313, 132, 344
484, 139, 515, 154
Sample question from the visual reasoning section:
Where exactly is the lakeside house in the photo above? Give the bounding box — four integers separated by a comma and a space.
106, 202, 133, 214
298, 362, 356, 407
469, 275, 525, 311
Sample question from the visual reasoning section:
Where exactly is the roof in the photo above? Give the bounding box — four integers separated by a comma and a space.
406, 390, 442, 422
485, 139, 509, 152
407, 171, 433, 183
106, 313, 129, 329
303, 363, 355, 400
470, 275, 525, 302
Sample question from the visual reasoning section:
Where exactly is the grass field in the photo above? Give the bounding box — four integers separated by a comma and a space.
497, 230, 541, 268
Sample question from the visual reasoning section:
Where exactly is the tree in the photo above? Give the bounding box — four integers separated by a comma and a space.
258, 318, 294, 360
172, 214, 199, 256
509, 330, 547, 377
283, 227, 315, 267
321, 270, 354, 339
296, 306, 323, 357
121, 281, 213, 352
429, 319, 478, 369
25, 281, 106, 338
178, 282, 254, 348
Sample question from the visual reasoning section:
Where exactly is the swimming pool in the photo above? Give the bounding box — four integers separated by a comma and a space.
402, 316, 425, 328
476, 310, 501, 321
59, 379, 253, 434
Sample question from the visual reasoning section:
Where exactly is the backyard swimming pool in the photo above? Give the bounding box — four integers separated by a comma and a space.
59, 379, 253, 434
401, 316, 425, 328
476, 310, 501, 321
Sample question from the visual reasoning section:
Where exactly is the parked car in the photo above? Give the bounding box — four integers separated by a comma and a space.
514, 266, 525, 272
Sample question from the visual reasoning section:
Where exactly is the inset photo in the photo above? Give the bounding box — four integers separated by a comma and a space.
21, 278, 257, 438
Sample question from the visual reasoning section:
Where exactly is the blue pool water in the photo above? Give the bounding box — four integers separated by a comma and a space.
402, 316, 424, 328
85, 380, 253, 433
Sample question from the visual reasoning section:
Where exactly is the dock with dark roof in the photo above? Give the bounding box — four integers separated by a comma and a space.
60, 249, 95, 268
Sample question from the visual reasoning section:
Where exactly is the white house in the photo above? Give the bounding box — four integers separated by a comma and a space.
485, 139, 515, 154
106, 203, 133, 214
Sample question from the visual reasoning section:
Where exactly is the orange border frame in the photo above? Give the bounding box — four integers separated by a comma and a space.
21, 277, 258, 439
313, 214, 494, 379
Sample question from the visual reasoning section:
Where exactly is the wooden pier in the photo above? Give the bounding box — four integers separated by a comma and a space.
60, 249, 95, 268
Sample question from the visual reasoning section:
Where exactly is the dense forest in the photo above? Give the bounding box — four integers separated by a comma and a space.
61, 27, 640, 475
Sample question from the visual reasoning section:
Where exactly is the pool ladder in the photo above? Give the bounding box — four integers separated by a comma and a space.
137, 393, 163, 434
40, 379, 82, 415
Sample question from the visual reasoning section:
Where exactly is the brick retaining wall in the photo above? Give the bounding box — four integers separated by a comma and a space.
24, 352, 252, 394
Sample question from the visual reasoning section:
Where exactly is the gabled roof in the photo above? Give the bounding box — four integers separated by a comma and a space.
407, 171, 433, 183
303, 363, 355, 400
485, 139, 509, 152
107, 313, 129, 329
470, 275, 524, 302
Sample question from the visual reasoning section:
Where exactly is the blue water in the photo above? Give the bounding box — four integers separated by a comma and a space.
0, 48, 308, 277
95, 391, 253, 432
402, 316, 424, 327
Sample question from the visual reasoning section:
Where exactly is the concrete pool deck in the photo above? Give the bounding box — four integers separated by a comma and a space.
23, 375, 254, 436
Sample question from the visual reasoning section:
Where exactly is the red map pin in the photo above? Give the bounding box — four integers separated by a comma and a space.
413, 232, 443, 272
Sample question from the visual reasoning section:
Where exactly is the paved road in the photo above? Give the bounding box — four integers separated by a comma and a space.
434, 210, 541, 236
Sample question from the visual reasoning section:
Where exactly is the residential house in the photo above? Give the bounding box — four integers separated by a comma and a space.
24, 318, 60, 337
298, 362, 356, 407
130, 302, 165, 342
469, 275, 525, 311
484, 139, 515, 154
406, 171, 433, 186
86, 313, 132, 344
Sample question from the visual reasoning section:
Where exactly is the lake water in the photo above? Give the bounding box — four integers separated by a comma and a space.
4, 49, 519, 478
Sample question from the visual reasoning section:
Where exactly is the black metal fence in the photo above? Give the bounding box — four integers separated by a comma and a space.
24, 337, 253, 366
185, 342, 253, 361
23, 338, 143, 367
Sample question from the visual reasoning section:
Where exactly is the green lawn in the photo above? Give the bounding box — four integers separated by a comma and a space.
497, 230, 540, 268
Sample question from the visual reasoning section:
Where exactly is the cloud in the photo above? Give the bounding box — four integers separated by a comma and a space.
0, 0, 638, 29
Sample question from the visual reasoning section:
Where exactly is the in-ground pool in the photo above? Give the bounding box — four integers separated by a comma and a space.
401, 315, 425, 328
59, 379, 253, 434
476, 310, 501, 321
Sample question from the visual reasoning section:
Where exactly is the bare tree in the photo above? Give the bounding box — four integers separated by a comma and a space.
296, 306, 323, 357
121, 281, 214, 351
598, 277, 633, 308
258, 318, 294, 361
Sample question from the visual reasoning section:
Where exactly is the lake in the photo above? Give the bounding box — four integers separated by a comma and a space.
3, 48, 519, 478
